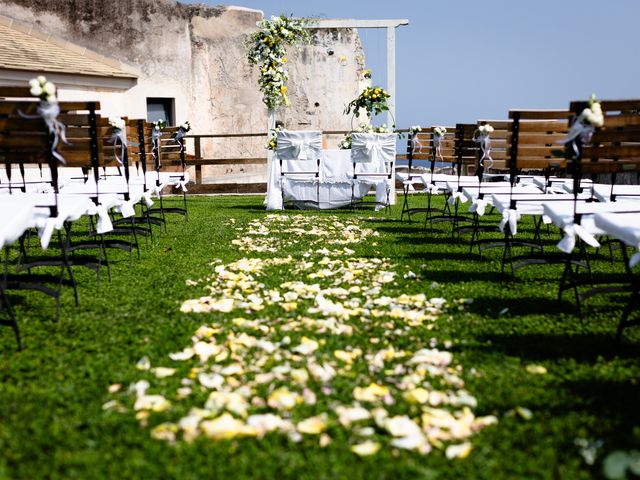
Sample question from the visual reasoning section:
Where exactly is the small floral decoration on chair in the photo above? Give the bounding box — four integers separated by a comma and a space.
338, 122, 392, 149
245, 15, 311, 109
153, 119, 167, 131
28, 75, 57, 103
344, 86, 391, 118
266, 126, 284, 151
433, 126, 447, 137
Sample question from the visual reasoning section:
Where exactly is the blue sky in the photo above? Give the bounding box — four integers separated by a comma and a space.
204, 0, 640, 128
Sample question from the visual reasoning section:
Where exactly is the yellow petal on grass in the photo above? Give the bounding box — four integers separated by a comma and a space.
136, 356, 151, 371
150, 422, 178, 443
292, 336, 319, 355
134, 394, 171, 412
152, 367, 176, 379
525, 364, 548, 375
200, 413, 255, 440
297, 414, 328, 435
108, 384, 122, 393
280, 302, 298, 312
445, 442, 472, 459
267, 387, 300, 410
351, 441, 381, 456
353, 383, 389, 402
404, 388, 431, 404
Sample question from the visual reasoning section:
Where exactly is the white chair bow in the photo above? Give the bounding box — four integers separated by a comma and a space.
468, 197, 489, 217
350, 133, 396, 165
275, 130, 322, 162
556, 223, 601, 254
499, 208, 521, 235
447, 190, 468, 205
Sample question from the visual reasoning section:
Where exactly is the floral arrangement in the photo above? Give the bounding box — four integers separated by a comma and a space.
109, 117, 126, 131
28, 76, 57, 103
476, 124, 494, 136
26, 76, 68, 164
153, 119, 167, 131
577, 94, 604, 127
338, 123, 392, 150
266, 126, 283, 151
433, 126, 447, 137
344, 86, 391, 118
245, 15, 311, 110
178, 121, 191, 133
363, 69, 372, 79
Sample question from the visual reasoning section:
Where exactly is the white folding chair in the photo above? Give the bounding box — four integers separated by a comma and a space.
350, 132, 396, 210
275, 130, 323, 208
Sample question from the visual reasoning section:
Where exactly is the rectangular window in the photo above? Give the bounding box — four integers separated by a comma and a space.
146, 97, 175, 125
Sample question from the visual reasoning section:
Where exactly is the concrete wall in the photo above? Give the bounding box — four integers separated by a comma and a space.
1, 0, 367, 183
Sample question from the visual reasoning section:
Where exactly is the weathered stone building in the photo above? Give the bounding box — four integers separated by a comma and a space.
0, 0, 367, 185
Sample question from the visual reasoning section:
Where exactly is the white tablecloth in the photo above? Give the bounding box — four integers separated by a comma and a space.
0, 199, 36, 249
267, 149, 389, 210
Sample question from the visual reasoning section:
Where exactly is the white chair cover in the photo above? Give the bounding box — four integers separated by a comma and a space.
275, 130, 323, 162
350, 133, 396, 165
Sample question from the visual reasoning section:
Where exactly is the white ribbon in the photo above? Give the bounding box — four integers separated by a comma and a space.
433, 134, 445, 162
118, 201, 136, 218
468, 198, 489, 217
630, 251, 640, 268
37, 218, 57, 250
423, 183, 440, 194
474, 133, 493, 170
109, 127, 128, 166
20, 101, 69, 164
143, 191, 154, 207
499, 208, 521, 235
403, 181, 416, 192
558, 120, 595, 158
174, 126, 189, 154
95, 205, 113, 234
173, 179, 189, 192
152, 128, 163, 167
447, 190, 468, 205
556, 223, 601, 254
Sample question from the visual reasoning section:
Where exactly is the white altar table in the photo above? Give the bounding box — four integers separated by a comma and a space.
267, 149, 389, 210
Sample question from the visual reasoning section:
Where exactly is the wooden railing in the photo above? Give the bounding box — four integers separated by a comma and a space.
162, 129, 408, 194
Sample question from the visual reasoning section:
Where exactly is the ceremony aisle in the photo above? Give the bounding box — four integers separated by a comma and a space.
0, 196, 638, 479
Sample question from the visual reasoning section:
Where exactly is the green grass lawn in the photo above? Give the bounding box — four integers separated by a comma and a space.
0, 194, 638, 479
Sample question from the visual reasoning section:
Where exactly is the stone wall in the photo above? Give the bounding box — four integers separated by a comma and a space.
1, 0, 367, 182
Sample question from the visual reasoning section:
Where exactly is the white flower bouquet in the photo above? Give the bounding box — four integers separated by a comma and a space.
109, 117, 126, 130
28, 76, 57, 103
245, 15, 311, 110
433, 126, 447, 137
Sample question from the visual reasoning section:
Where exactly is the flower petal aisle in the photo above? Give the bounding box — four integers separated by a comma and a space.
107, 214, 496, 457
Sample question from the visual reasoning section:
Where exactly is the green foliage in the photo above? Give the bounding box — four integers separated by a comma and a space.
0, 195, 638, 479
344, 86, 391, 118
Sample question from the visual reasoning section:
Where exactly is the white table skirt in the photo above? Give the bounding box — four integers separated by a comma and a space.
267, 149, 389, 210
0, 199, 36, 249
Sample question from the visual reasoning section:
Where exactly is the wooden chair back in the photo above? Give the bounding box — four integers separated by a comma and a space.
476, 119, 511, 173
507, 109, 572, 180
569, 99, 640, 175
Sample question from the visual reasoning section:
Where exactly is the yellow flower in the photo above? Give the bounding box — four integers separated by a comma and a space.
297, 414, 328, 434
282, 57, 287, 63
280, 85, 287, 94
351, 441, 381, 456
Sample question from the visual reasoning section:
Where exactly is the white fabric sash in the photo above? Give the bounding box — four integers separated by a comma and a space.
499, 208, 521, 235
350, 133, 396, 165
556, 223, 601, 254
468, 197, 489, 217
275, 130, 322, 161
